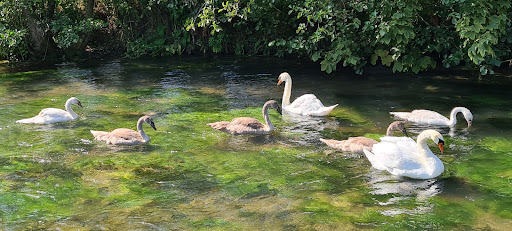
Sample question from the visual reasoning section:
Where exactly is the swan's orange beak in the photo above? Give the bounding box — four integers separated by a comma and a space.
277, 79, 283, 86
438, 140, 444, 153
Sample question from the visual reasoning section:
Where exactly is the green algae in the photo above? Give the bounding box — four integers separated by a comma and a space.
330, 107, 369, 124
1, 58, 512, 230
480, 137, 512, 152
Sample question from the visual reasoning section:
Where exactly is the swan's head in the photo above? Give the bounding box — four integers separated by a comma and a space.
460, 107, 473, 127
141, 116, 157, 130
277, 72, 291, 86
266, 100, 282, 115
425, 130, 445, 153
388, 121, 408, 137
69, 97, 83, 107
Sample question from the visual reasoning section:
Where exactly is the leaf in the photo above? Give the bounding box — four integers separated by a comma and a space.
371, 54, 378, 65
312, 52, 321, 62
392, 60, 403, 72
480, 66, 488, 75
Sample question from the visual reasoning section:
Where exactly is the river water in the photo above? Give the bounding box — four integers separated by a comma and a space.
0, 56, 511, 230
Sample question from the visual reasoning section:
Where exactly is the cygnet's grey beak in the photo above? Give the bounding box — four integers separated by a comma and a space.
402, 129, 408, 137
467, 120, 472, 127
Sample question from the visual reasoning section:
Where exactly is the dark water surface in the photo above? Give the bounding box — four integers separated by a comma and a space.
1, 56, 511, 230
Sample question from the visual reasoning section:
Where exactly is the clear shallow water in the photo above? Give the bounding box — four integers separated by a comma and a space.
0, 56, 511, 230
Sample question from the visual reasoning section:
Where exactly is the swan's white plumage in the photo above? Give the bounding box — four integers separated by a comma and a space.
278, 72, 337, 116
390, 107, 473, 127
91, 116, 157, 145
363, 130, 445, 179
16, 97, 82, 124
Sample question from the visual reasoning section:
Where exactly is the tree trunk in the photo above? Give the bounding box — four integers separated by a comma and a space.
23, 2, 59, 59
78, 0, 95, 51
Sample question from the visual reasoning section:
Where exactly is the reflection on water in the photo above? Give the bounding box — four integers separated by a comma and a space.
367, 169, 444, 216
161, 69, 191, 89
281, 112, 340, 145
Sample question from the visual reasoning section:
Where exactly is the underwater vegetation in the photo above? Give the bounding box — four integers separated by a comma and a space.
0, 57, 511, 230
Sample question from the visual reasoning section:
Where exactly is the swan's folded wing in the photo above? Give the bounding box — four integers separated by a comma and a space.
389, 112, 411, 120
307, 104, 338, 116
362, 149, 388, 170
229, 117, 265, 130
321, 137, 377, 153
379, 136, 414, 144
288, 94, 323, 110
38, 108, 64, 116
407, 109, 449, 124
372, 142, 420, 171
38, 108, 73, 123
207, 121, 230, 130
287, 94, 337, 116
108, 128, 143, 142
379, 136, 417, 154
90, 130, 110, 141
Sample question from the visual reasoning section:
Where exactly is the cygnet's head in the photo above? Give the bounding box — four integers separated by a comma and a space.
265, 100, 282, 115
141, 116, 157, 130
387, 121, 408, 137
277, 72, 291, 86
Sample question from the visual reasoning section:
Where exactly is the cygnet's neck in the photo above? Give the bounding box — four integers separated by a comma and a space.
65, 98, 79, 119
137, 117, 150, 142
262, 103, 275, 132
386, 124, 397, 136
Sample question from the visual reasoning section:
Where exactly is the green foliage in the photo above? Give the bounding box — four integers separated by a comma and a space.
51, 16, 104, 50
0, 24, 28, 60
1, 0, 511, 74
448, 0, 511, 75
0, 0, 28, 60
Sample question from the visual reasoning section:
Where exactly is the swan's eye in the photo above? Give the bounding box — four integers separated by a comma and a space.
438, 139, 444, 145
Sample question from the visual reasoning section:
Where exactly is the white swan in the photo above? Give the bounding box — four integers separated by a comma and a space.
362, 129, 445, 179
277, 72, 337, 116
90, 116, 157, 145
320, 121, 408, 153
390, 107, 473, 127
207, 100, 282, 135
16, 97, 83, 124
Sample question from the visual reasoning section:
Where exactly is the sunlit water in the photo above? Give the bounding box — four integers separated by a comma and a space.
1, 56, 511, 230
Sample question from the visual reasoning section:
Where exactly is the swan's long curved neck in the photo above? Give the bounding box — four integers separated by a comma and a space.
65, 99, 79, 119
137, 118, 150, 142
282, 79, 292, 107
416, 133, 439, 173
416, 134, 431, 156
447, 108, 463, 126
262, 104, 274, 132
